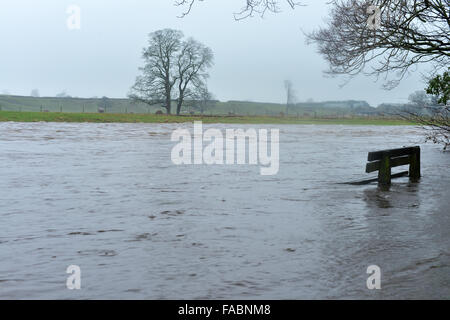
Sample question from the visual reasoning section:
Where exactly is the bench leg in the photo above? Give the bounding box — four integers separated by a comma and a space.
409, 147, 421, 182
378, 154, 391, 186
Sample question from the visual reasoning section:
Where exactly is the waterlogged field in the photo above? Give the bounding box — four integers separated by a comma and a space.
0, 122, 449, 299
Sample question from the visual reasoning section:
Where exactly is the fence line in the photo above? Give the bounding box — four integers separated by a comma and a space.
0, 104, 395, 119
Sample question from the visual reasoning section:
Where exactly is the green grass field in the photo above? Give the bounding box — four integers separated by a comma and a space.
0, 110, 414, 125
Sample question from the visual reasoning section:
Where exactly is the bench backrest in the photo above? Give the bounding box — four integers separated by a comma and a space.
367, 146, 419, 162
366, 146, 419, 173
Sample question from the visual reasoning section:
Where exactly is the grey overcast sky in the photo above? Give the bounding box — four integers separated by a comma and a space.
0, 0, 431, 106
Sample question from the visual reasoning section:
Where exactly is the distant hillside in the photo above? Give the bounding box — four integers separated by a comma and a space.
0, 95, 383, 117
376, 102, 439, 116
0, 95, 154, 114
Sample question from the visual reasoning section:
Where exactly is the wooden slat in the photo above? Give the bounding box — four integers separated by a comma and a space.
391, 155, 412, 168
366, 155, 411, 173
366, 160, 381, 173
367, 146, 419, 161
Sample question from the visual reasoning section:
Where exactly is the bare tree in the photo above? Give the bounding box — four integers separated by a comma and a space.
284, 80, 296, 115
307, 0, 449, 88
129, 29, 213, 115
129, 29, 183, 114
175, 0, 303, 19
175, 38, 214, 115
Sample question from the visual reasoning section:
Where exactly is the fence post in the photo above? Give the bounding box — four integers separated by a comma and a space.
378, 152, 391, 186
409, 147, 421, 182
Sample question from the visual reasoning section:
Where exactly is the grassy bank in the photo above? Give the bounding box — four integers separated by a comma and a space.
0, 111, 414, 125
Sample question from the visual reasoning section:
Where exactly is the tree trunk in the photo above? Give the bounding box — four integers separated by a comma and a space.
165, 96, 171, 114
176, 86, 185, 115
176, 99, 183, 116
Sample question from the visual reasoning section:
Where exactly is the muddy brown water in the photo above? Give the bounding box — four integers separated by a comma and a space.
0, 122, 449, 299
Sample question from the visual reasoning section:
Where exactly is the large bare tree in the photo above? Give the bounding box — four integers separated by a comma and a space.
129, 29, 183, 114
307, 0, 449, 88
129, 29, 213, 115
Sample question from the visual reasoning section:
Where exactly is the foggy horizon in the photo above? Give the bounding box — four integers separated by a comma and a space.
0, 0, 432, 106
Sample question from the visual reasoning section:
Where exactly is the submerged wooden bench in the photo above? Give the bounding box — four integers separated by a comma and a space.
366, 146, 421, 185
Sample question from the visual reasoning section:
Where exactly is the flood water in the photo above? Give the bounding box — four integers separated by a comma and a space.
0, 122, 449, 299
